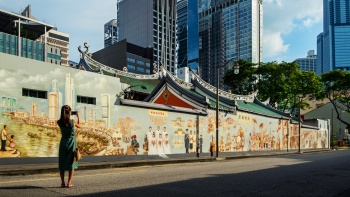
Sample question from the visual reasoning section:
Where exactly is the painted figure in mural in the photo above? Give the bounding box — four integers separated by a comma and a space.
162, 127, 170, 154
231, 136, 236, 152
248, 133, 252, 151
9, 135, 15, 150
226, 133, 231, 152
219, 136, 225, 152
184, 129, 189, 153
131, 135, 139, 155
163, 133, 171, 154
189, 130, 194, 153
158, 133, 164, 154
198, 134, 203, 153
57, 105, 80, 188
1, 125, 8, 151
156, 126, 161, 154
236, 135, 241, 152
149, 132, 157, 155
147, 126, 153, 153
143, 134, 148, 151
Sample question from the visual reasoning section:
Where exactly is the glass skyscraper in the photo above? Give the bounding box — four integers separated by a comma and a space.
177, 0, 199, 72
114, 0, 177, 74
295, 50, 317, 72
317, 0, 350, 75
198, 0, 263, 88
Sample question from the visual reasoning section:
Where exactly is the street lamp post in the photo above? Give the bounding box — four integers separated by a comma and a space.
216, 60, 239, 158
298, 96, 302, 153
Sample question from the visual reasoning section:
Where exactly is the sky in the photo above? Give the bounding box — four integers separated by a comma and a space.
0, 0, 323, 63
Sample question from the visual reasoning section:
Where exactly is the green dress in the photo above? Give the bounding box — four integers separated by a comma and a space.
58, 119, 78, 170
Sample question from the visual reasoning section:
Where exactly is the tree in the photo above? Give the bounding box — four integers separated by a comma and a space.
321, 70, 350, 128
224, 60, 324, 114
222, 60, 257, 94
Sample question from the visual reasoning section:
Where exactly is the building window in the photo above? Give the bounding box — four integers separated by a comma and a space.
127, 58, 135, 63
22, 88, 47, 99
77, 95, 96, 105
137, 67, 145, 72
145, 63, 150, 67
127, 64, 135, 70
137, 60, 144, 66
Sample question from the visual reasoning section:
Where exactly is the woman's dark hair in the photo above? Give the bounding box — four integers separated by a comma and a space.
57, 105, 71, 127
11, 135, 14, 138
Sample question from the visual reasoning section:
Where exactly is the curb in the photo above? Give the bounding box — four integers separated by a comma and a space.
0, 149, 333, 176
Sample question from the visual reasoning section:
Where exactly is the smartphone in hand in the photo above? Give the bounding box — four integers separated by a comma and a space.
71, 111, 77, 115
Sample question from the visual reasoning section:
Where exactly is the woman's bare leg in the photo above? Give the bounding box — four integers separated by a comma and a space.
67, 170, 75, 187
60, 170, 65, 186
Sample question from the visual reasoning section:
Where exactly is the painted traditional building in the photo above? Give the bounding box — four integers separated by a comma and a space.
0, 43, 329, 158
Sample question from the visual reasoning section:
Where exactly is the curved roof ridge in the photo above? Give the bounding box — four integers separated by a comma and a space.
253, 97, 291, 118
160, 65, 194, 89
188, 68, 255, 102
79, 43, 159, 80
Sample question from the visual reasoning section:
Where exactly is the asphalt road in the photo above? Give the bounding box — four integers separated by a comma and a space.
0, 150, 350, 197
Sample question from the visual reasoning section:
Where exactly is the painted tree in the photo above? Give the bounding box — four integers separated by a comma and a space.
321, 70, 350, 128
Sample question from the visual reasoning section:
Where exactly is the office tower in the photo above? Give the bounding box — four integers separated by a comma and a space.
177, 0, 199, 72
199, 0, 263, 88
295, 50, 317, 72
38, 29, 70, 66
115, 0, 177, 73
316, 33, 323, 75
318, 0, 350, 74
104, 19, 118, 48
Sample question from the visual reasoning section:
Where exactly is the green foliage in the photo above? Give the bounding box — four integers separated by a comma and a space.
222, 60, 257, 94
321, 70, 350, 127
223, 60, 324, 114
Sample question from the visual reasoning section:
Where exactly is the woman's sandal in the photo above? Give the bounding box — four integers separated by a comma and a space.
61, 183, 66, 188
66, 183, 74, 188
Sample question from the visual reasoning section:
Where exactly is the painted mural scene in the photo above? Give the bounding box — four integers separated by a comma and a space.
0, 44, 329, 158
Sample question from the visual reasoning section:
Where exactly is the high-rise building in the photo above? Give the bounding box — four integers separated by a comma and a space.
38, 29, 70, 66
295, 50, 317, 72
317, 0, 350, 74
0, 5, 69, 66
176, 0, 199, 72
316, 33, 324, 75
199, 0, 263, 88
114, 0, 177, 73
104, 19, 118, 48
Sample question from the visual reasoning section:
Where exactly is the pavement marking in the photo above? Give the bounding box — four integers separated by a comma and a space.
154, 162, 201, 167
0, 169, 147, 185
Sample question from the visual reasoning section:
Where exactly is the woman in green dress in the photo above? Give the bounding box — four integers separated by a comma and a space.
57, 105, 80, 188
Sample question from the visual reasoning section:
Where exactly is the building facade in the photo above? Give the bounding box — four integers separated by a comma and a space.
199, 0, 263, 88
316, 33, 324, 75
317, 0, 350, 75
295, 50, 317, 72
104, 19, 118, 48
38, 29, 70, 66
115, 0, 177, 74
176, 0, 199, 72
92, 39, 153, 75
0, 5, 68, 66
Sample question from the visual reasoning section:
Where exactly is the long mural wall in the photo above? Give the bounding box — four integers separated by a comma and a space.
0, 53, 328, 158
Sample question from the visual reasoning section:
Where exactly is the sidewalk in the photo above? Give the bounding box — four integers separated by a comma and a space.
0, 149, 332, 176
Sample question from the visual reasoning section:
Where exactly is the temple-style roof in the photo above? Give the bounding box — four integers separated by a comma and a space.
77, 43, 293, 119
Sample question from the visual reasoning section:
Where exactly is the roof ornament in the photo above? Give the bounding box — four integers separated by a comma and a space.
78, 42, 92, 57
262, 97, 270, 106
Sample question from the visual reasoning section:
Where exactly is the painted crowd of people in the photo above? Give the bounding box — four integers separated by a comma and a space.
145, 126, 171, 155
